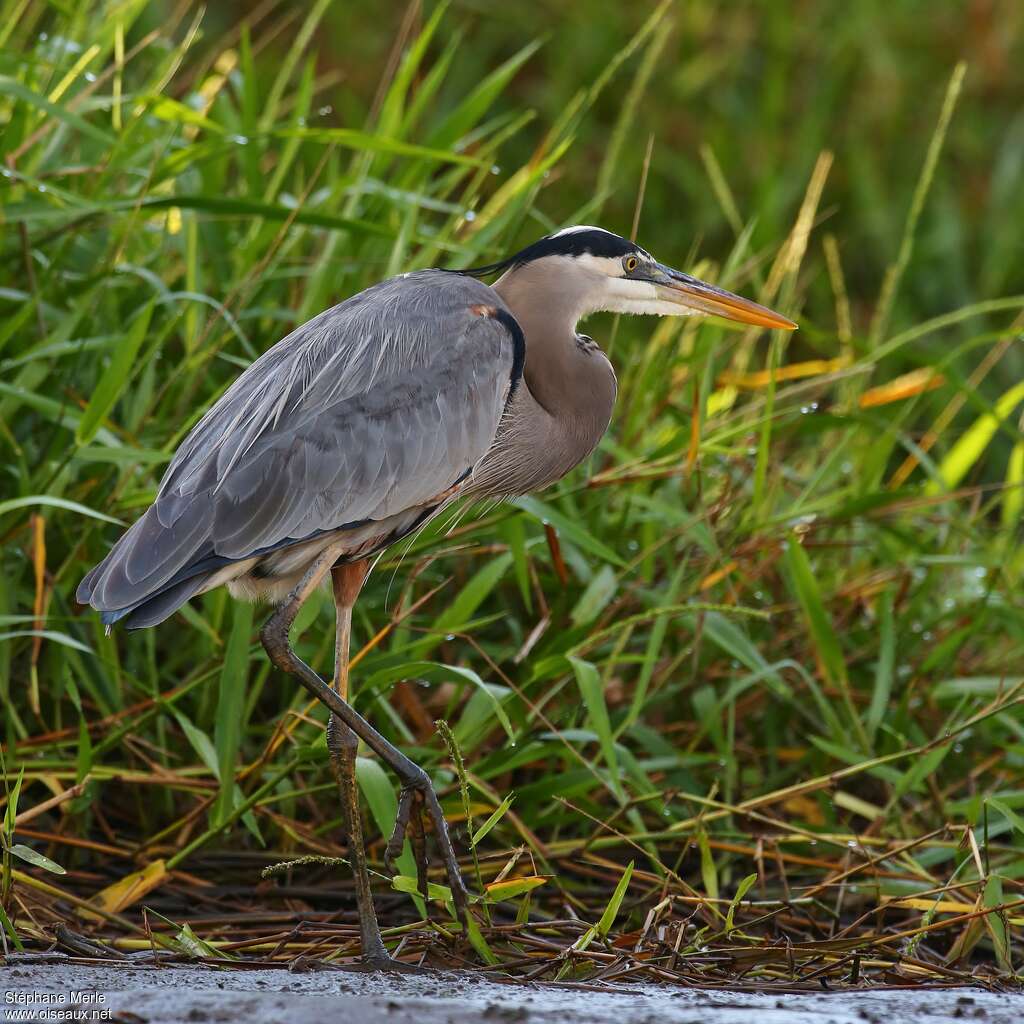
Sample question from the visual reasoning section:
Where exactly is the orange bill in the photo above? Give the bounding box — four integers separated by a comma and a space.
654, 264, 798, 330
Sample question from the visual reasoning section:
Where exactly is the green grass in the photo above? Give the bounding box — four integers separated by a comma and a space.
2, 0, 1024, 984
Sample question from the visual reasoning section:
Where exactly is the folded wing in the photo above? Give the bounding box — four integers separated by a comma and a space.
78, 270, 519, 623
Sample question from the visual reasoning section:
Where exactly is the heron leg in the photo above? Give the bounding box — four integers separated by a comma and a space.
326, 559, 391, 965
259, 546, 469, 967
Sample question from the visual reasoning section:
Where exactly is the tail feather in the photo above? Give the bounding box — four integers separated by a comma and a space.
100, 607, 132, 628
122, 575, 210, 629
78, 494, 220, 630
82, 500, 211, 614
80, 518, 217, 630
95, 573, 210, 631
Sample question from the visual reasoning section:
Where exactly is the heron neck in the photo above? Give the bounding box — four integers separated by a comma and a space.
492, 263, 616, 479
493, 264, 613, 413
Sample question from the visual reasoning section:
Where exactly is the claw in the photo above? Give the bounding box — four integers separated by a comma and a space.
409, 792, 429, 903
384, 786, 416, 874
385, 788, 431, 906
357, 953, 435, 975
383, 776, 470, 929
384, 787, 431, 905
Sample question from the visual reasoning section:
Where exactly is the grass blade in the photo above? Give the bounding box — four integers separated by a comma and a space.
568, 656, 622, 800
76, 299, 155, 444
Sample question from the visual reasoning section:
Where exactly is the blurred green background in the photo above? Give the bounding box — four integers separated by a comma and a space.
182, 2, 1019, 300
283, 0, 1024, 320
1, 0, 1023, 974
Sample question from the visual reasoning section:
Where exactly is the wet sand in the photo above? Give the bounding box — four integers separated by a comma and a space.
1, 959, 1019, 1023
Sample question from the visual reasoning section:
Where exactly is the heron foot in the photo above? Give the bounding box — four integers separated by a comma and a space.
357, 952, 435, 975
383, 773, 470, 928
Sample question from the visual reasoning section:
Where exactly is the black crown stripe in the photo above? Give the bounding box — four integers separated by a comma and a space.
456, 229, 648, 278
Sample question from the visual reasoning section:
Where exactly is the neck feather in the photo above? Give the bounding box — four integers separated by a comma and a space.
492, 261, 616, 460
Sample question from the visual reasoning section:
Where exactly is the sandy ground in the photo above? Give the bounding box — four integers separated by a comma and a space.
1, 958, 1020, 1024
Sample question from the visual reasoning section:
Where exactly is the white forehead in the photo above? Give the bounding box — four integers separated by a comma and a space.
551, 224, 611, 238
573, 253, 629, 276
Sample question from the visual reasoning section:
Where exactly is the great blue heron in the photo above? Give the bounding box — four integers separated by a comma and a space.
78, 225, 796, 969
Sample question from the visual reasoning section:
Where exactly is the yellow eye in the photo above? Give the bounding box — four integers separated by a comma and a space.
624, 255, 639, 273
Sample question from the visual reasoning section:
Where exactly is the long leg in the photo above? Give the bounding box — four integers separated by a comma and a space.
327, 559, 390, 964
259, 547, 469, 951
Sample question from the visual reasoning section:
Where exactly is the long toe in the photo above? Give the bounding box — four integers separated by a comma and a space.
355, 953, 436, 975
386, 778, 470, 924
420, 785, 470, 923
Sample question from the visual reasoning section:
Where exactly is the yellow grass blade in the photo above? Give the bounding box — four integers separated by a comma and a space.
78, 859, 168, 920
925, 380, 1024, 494
859, 368, 945, 408
717, 357, 850, 390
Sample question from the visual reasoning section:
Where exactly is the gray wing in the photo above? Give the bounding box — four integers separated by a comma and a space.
78, 270, 519, 620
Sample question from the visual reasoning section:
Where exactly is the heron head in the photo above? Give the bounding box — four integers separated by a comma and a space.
489, 226, 797, 331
